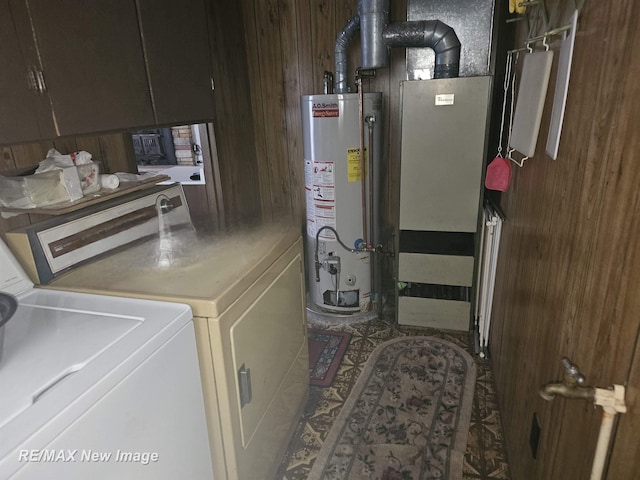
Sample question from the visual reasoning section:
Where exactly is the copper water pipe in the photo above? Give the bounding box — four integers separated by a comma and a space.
357, 76, 367, 247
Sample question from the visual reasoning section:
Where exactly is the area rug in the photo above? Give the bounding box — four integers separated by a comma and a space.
308, 329, 351, 387
307, 336, 476, 480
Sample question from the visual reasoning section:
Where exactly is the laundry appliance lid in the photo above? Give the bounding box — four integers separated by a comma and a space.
0, 288, 193, 475
49, 223, 300, 318
0, 239, 33, 296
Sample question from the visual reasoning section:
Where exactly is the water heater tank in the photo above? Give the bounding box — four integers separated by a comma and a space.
301, 92, 383, 314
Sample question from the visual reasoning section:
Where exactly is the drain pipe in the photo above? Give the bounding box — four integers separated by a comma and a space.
591, 385, 627, 480
539, 358, 627, 480
334, 15, 360, 94
382, 20, 461, 78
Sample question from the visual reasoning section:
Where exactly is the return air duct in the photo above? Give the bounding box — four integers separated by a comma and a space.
333, 0, 461, 93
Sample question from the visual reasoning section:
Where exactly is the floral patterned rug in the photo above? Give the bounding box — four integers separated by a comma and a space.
307, 336, 476, 480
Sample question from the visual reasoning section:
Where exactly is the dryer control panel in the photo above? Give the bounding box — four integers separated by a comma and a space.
5, 184, 191, 284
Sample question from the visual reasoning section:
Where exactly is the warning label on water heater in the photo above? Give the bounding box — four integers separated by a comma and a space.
347, 148, 367, 182
305, 160, 337, 240
312, 101, 339, 118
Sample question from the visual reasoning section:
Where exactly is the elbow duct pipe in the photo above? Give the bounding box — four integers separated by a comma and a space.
334, 10, 460, 92
382, 20, 461, 78
334, 15, 361, 94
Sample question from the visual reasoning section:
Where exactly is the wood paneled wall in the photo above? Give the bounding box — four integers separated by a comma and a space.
0, 133, 136, 234
239, 0, 640, 478
239, 0, 409, 238
489, 1, 640, 478
3, 1, 639, 476
205, 0, 262, 224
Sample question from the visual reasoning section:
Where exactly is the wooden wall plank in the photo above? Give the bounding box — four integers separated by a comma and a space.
489, 0, 640, 478
75, 135, 103, 169
240, 0, 273, 222
279, 0, 305, 224
96, 133, 137, 174
296, 1, 315, 99
207, 0, 261, 224
310, 0, 335, 95
52, 137, 78, 156
254, 0, 291, 219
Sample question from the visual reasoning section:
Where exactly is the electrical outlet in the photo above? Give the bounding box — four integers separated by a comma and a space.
530, 413, 541, 459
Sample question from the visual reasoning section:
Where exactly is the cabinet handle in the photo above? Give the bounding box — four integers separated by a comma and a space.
26, 67, 47, 95
238, 363, 252, 408
34, 69, 47, 94
27, 67, 38, 92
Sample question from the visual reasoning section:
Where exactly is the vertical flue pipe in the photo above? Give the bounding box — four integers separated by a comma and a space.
359, 0, 390, 69
334, 15, 360, 94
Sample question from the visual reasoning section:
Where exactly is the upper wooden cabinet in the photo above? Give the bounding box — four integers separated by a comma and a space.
0, 0, 214, 145
0, 1, 57, 144
137, 0, 214, 126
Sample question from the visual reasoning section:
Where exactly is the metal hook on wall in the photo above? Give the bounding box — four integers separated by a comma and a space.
507, 147, 528, 168
542, 35, 549, 51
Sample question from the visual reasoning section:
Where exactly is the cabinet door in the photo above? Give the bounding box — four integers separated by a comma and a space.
26, 0, 154, 135
137, 0, 214, 125
0, 0, 56, 144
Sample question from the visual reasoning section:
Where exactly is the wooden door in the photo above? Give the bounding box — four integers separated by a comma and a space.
136, 0, 215, 126
0, 0, 56, 144
26, 0, 154, 135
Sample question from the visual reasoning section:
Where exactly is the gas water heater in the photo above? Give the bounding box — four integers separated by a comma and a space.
302, 92, 383, 314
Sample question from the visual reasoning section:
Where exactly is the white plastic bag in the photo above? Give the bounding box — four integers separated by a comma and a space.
36, 149, 99, 195
0, 171, 79, 208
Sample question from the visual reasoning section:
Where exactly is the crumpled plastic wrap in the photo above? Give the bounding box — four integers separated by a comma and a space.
0, 148, 104, 210
0, 171, 80, 208
36, 148, 100, 195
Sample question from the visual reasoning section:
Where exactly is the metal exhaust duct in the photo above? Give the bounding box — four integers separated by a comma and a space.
333, 0, 461, 92
334, 15, 360, 94
359, 0, 390, 70
382, 20, 461, 78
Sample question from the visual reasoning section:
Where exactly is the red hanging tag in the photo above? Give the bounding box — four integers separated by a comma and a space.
485, 156, 512, 191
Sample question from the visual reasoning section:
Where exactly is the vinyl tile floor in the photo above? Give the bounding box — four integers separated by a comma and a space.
274, 315, 511, 479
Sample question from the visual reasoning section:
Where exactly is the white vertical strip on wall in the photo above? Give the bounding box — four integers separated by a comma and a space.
476, 203, 504, 358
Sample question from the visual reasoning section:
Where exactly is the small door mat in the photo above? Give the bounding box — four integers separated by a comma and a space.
308, 329, 351, 387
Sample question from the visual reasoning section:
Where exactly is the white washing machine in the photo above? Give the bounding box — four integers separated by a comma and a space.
0, 239, 214, 480
4, 184, 309, 480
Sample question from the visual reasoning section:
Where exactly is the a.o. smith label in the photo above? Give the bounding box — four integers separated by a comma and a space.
312, 102, 339, 118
